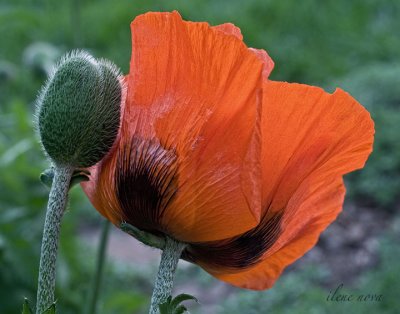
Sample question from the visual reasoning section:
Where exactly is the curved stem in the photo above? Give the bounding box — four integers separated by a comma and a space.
36, 165, 73, 314
149, 237, 186, 314
120, 222, 165, 250
85, 219, 111, 314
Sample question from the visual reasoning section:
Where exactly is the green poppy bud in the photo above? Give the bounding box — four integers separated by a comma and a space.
35, 51, 123, 168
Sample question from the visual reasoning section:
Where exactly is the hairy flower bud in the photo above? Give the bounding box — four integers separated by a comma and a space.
36, 51, 123, 168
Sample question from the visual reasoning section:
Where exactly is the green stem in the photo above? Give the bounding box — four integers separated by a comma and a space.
85, 220, 111, 314
120, 222, 165, 250
149, 237, 186, 314
36, 166, 73, 314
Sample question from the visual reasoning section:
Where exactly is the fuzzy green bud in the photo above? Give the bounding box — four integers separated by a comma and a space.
36, 50, 123, 168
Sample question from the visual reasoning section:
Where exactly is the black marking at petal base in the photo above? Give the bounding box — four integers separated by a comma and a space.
183, 209, 283, 270
115, 136, 178, 234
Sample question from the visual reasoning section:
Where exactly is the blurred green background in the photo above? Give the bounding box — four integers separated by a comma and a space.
1, 0, 399, 313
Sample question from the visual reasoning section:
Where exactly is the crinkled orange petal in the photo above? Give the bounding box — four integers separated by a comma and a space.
83, 11, 266, 242
195, 81, 374, 289
82, 146, 123, 226
249, 48, 275, 79
213, 177, 346, 290
213, 23, 274, 78
260, 81, 374, 214
213, 23, 243, 40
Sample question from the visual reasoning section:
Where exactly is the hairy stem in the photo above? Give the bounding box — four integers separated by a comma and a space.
149, 237, 186, 314
36, 166, 73, 314
85, 220, 110, 314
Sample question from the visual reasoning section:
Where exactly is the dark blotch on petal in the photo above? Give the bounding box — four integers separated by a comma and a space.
183, 210, 283, 270
115, 136, 178, 234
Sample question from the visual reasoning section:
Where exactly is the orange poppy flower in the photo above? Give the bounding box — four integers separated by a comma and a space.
82, 11, 374, 290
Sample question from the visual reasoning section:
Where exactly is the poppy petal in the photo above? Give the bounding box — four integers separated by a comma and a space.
213, 23, 243, 40
249, 48, 275, 79
213, 24, 274, 78
82, 148, 125, 226
185, 81, 374, 289
212, 177, 346, 290
260, 81, 374, 214
84, 11, 266, 242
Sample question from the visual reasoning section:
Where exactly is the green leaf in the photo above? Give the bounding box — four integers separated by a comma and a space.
159, 294, 198, 314
42, 302, 56, 314
21, 298, 33, 314
170, 294, 198, 309
174, 305, 188, 314
158, 301, 172, 314
40, 167, 89, 190
69, 173, 90, 187
40, 167, 54, 188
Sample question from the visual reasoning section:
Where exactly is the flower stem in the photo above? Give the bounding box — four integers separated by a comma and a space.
85, 219, 110, 314
36, 165, 73, 314
149, 237, 186, 314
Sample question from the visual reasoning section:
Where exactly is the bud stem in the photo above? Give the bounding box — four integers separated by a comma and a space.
36, 165, 74, 314
149, 237, 186, 314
